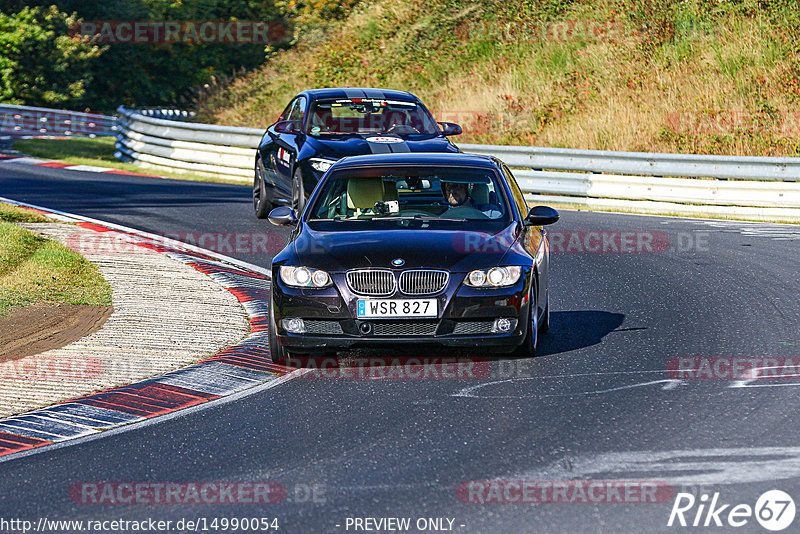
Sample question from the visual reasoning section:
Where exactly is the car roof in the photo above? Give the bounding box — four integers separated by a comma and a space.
298, 88, 418, 102
331, 152, 499, 170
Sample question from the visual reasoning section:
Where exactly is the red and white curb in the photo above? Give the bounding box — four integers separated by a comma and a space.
0, 198, 301, 459
0, 154, 163, 178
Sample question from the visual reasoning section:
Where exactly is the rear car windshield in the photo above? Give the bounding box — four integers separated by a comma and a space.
306, 98, 440, 136
308, 166, 511, 225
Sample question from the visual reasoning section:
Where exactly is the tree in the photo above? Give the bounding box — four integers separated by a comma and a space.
0, 6, 102, 107
0, 1, 291, 112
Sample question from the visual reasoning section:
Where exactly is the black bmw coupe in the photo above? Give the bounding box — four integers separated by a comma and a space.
266, 152, 559, 362
253, 88, 462, 217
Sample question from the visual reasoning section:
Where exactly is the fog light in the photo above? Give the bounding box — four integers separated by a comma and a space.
492, 318, 517, 333
282, 317, 306, 334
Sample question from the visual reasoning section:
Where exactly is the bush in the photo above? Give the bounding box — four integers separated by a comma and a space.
0, 6, 102, 107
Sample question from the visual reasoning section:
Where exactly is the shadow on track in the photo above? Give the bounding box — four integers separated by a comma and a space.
535, 310, 625, 356
280, 310, 626, 370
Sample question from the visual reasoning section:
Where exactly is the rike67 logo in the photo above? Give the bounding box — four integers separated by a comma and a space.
668, 490, 796, 531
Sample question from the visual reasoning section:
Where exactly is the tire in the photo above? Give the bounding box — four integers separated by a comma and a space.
253, 158, 272, 219
513, 284, 538, 357
268, 293, 288, 365
268, 293, 337, 366
539, 292, 549, 334
292, 167, 306, 213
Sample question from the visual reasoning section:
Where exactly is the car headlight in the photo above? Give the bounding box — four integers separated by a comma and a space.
464, 266, 522, 288
279, 266, 332, 288
309, 158, 337, 173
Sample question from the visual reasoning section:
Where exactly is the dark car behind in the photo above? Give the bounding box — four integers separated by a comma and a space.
253, 88, 462, 218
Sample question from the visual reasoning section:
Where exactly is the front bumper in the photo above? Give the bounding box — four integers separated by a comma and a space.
277, 330, 525, 352
272, 271, 532, 353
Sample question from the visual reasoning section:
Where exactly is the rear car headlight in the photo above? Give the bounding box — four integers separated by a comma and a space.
464, 266, 522, 288
309, 158, 337, 173
280, 266, 332, 288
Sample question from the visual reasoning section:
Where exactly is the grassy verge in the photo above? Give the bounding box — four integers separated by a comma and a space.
0, 203, 112, 316
12, 137, 248, 185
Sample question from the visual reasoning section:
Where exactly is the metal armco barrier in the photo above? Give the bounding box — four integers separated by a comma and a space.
0, 104, 116, 137
115, 106, 262, 179
458, 143, 800, 181
458, 143, 800, 220
114, 107, 800, 220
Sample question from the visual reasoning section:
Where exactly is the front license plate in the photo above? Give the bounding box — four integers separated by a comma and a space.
357, 299, 438, 318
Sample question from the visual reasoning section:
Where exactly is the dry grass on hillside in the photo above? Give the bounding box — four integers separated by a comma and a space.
196, 0, 800, 156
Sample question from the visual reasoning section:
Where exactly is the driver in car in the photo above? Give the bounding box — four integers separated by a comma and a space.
442, 181, 474, 208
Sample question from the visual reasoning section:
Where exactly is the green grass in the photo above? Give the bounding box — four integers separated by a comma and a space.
13, 137, 248, 185
0, 203, 50, 224
0, 204, 112, 315
15, 137, 118, 162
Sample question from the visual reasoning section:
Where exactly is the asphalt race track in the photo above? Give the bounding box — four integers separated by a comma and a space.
2, 162, 800, 533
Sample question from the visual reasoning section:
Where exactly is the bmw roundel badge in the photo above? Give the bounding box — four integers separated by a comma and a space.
392, 258, 405, 267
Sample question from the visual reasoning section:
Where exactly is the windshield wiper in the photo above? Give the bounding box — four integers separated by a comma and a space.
321, 215, 468, 222
367, 215, 467, 222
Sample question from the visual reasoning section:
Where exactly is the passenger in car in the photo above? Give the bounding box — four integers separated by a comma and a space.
471, 183, 503, 218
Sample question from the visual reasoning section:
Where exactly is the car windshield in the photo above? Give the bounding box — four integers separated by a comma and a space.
308, 167, 511, 224
305, 98, 440, 136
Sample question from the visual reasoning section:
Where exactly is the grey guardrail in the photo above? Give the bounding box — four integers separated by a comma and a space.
458, 143, 800, 220
0, 104, 116, 137
113, 107, 800, 220
114, 106, 262, 179
458, 143, 800, 181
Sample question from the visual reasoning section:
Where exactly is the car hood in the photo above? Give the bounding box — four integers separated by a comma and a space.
303, 134, 459, 159
293, 223, 519, 273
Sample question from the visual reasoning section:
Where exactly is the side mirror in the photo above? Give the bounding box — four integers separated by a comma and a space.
438, 122, 462, 136
268, 206, 299, 226
274, 120, 302, 134
525, 205, 560, 226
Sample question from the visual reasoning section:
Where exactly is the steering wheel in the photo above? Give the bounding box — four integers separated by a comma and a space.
443, 206, 490, 219
386, 124, 420, 134
397, 209, 435, 217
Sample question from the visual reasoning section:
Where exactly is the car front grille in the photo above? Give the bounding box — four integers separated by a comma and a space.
372, 321, 439, 336
399, 270, 449, 295
346, 270, 395, 296
452, 320, 495, 335
304, 320, 344, 335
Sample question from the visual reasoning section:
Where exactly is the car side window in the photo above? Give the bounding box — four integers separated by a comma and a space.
278, 100, 295, 122
286, 96, 307, 125
295, 96, 307, 126
502, 165, 528, 217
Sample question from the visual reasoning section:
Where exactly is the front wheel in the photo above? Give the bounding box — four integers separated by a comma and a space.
513, 286, 538, 357
292, 167, 306, 213
253, 159, 272, 219
268, 294, 289, 365
539, 293, 549, 334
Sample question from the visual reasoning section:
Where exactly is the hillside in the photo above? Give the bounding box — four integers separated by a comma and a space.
195, 0, 800, 156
